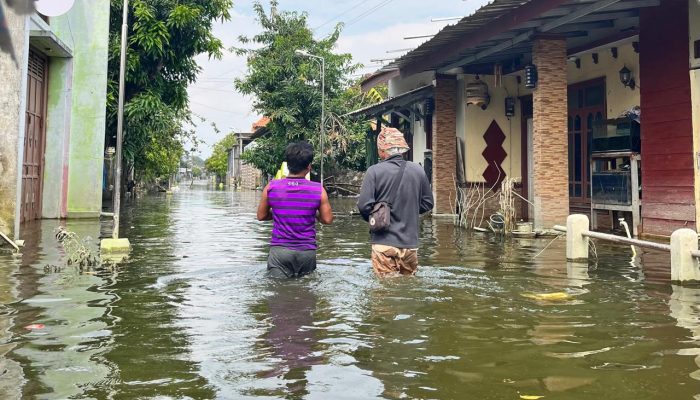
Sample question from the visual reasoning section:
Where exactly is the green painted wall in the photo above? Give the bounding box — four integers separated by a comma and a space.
42, 56, 72, 219
0, 9, 26, 237
48, 0, 110, 218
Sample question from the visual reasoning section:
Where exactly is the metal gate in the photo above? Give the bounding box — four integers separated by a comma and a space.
21, 49, 48, 223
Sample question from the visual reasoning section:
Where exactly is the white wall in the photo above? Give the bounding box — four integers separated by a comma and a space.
388, 71, 434, 96
459, 74, 523, 183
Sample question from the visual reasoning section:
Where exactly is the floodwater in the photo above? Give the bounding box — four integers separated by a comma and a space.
1, 184, 700, 399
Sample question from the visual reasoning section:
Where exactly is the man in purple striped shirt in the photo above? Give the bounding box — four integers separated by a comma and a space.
257, 142, 333, 278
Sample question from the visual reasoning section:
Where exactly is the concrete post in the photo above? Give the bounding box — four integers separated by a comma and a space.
670, 228, 700, 282
566, 214, 589, 261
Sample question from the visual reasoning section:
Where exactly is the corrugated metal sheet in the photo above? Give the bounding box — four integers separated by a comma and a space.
393, 0, 530, 69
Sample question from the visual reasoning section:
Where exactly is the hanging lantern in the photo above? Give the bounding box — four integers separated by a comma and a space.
424, 98, 435, 116
465, 75, 490, 110
524, 64, 538, 89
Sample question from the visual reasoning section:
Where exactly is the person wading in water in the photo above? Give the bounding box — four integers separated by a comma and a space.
257, 142, 333, 278
357, 127, 434, 276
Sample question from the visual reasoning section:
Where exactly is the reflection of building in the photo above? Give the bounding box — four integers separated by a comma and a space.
351, 0, 700, 237
0, 3, 111, 239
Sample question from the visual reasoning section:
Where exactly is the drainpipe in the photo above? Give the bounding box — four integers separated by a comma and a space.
14, 16, 31, 241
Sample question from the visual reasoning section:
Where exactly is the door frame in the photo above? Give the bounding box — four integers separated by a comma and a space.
21, 47, 49, 223
567, 77, 607, 211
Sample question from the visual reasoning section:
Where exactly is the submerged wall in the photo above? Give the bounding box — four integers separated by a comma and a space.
49, 0, 111, 218
0, 9, 26, 237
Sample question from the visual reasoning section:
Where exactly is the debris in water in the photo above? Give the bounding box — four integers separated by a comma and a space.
520, 292, 571, 302
55, 227, 99, 268
24, 324, 45, 330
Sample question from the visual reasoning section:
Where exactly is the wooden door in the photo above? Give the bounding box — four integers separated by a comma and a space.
567, 79, 606, 213
21, 49, 48, 223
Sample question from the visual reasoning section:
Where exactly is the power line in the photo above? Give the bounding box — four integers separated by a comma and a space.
345, 0, 396, 27
313, 0, 373, 31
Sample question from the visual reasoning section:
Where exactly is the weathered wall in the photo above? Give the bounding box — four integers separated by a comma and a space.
0, 10, 26, 237
58, 0, 110, 218
42, 56, 73, 219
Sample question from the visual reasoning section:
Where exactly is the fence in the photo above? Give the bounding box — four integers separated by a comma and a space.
554, 214, 700, 283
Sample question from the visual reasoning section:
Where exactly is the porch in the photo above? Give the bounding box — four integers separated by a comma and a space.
354, 0, 698, 237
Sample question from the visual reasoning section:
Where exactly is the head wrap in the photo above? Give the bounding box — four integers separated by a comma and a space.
377, 127, 409, 158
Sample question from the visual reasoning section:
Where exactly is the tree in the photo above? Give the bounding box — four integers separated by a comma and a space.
204, 133, 237, 181
106, 0, 232, 182
235, 1, 371, 177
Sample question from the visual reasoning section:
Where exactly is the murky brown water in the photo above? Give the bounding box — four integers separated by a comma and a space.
1, 184, 699, 399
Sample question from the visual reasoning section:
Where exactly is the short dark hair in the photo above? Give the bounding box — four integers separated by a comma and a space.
285, 141, 314, 174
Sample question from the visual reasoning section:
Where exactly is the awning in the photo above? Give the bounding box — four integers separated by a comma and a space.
393, 0, 658, 76
346, 85, 433, 119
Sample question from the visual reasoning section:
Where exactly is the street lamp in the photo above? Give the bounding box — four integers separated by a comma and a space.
295, 49, 325, 186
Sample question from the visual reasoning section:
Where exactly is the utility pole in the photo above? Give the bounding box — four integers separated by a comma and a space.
101, 0, 131, 254
294, 50, 325, 186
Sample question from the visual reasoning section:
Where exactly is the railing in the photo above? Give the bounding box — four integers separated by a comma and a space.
556, 214, 700, 283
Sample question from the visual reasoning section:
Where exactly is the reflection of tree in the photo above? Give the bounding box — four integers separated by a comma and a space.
255, 281, 322, 397
92, 195, 216, 399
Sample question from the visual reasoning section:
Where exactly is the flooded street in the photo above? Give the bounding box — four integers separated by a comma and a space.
2, 185, 700, 399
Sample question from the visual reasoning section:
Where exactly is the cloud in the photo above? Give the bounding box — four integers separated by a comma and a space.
188, 0, 491, 157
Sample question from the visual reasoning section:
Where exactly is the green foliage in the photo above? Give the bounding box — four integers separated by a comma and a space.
204, 133, 238, 179
107, 0, 232, 181
235, 1, 381, 176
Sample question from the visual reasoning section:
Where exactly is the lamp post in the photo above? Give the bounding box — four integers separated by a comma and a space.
295, 49, 325, 186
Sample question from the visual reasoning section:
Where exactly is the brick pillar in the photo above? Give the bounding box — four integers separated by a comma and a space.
532, 38, 569, 229
432, 75, 457, 214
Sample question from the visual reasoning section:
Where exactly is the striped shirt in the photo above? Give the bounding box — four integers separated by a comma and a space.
268, 177, 322, 251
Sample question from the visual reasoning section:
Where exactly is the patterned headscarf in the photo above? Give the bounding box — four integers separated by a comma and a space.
377, 127, 409, 159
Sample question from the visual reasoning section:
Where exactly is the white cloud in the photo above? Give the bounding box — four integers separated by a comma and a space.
188, 0, 491, 157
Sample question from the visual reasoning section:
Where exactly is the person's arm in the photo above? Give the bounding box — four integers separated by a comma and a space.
317, 188, 334, 225
419, 170, 434, 214
257, 184, 273, 221
356, 169, 375, 222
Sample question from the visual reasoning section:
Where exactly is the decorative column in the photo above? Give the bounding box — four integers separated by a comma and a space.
532, 37, 569, 230
432, 75, 457, 214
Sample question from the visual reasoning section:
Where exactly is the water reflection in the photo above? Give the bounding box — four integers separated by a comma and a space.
669, 284, 700, 388
254, 280, 322, 397
1, 186, 700, 399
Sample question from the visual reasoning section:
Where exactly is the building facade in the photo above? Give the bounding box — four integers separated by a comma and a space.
353, 0, 700, 237
0, 1, 111, 240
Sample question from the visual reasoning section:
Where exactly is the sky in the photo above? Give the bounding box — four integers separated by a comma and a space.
187, 0, 491, 158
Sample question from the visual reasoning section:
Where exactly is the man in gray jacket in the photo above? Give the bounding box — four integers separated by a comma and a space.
357, 127, 434, 276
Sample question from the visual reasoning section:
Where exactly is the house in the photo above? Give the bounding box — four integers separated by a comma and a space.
0, 1, 111, 240
226, 131, 255, 187
229, 117, 270, 190
351, 0, 700, 237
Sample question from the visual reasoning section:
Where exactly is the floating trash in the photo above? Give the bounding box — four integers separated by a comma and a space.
521, 292, 571, 301
24, 324, 45, 330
